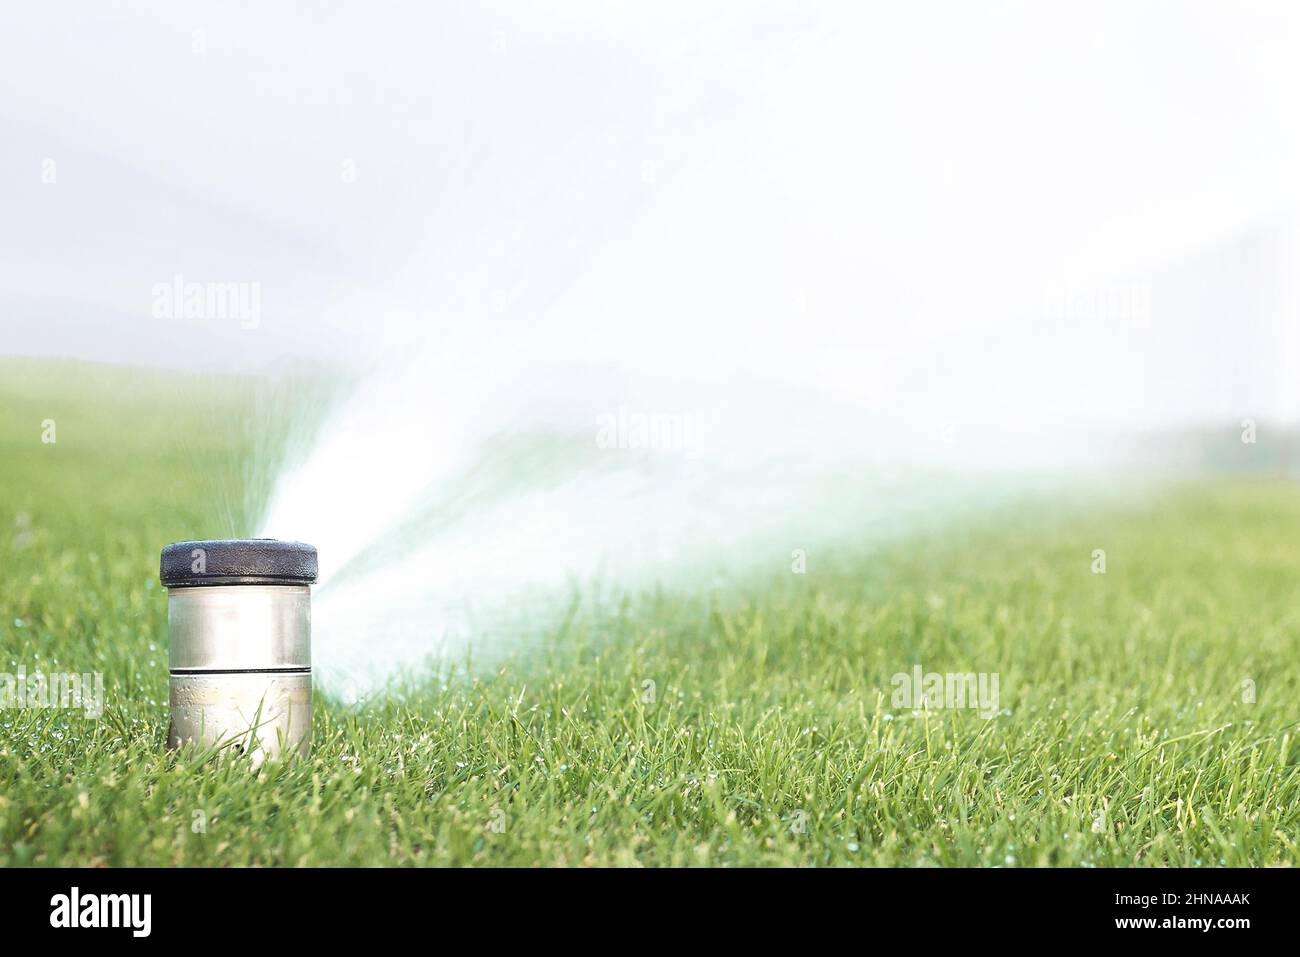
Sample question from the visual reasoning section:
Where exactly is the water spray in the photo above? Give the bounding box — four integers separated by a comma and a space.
160, 539, 317, 762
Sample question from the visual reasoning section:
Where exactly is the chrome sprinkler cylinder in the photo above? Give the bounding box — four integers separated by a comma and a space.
160, 539, 317, 763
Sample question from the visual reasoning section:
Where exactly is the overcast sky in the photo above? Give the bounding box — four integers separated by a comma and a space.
3, 1, 1299, 427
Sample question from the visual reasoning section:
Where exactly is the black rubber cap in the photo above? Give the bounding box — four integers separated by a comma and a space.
160, 539, 318, 588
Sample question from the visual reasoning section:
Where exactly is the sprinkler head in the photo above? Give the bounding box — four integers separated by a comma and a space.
160, 539, 317, 763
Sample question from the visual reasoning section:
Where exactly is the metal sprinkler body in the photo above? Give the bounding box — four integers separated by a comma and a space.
160, 539, 317, 763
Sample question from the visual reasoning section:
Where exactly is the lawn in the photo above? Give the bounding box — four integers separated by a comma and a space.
1, 357, 1298, 866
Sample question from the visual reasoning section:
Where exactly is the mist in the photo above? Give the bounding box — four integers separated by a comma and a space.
4, 1, 1299, 687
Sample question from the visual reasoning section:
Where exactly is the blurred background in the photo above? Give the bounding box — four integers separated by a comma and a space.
3, 1, 1299, 685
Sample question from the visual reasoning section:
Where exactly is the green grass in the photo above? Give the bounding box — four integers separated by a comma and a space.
2, 358, 1298, 866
